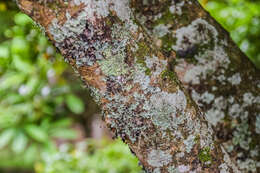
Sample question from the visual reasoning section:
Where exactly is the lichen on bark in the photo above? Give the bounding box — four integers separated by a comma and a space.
16, 0, 260, 172
132, 0, 260, 172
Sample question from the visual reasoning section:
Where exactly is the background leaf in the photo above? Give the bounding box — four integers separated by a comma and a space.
0, 129, 15, 149
25, 125, 48, 143
11, 132, 28, 153
65, 94, 85, 114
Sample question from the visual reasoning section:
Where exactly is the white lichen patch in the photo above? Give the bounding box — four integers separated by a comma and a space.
150, 90, 187, 112
232, 121, 252, 151
49, 12, 87, 43
219, 163, 229, 173
110, 0, 131, 21
237, 159, 259, 172
176, 152, 185, 159
150, 90, 187, 130
257, 82, 260, 88
74, 0, 130, 21
227, 73, 241, 85
243, 92, 255, 106
206, 108, 225, 126
216, 74, 227, 84
191, 90, 203, 106
183, 46, 230, 85
255, 115, 260, 134
172, 18, 218, 51
243, 92, 260, 106
145, 55, 167, 77
191, 91, 226, 126
49, 0, 134, 43
153, 168, 161, 173
228, 104, 243, 118
183, 135, 196, 153
250, 147, 259, 157
147, 149, 172, 167
177, 165, 190, 172
168, 165, 190, 173
200, 91, 215, 104
199, 123, 214, 148
153, 24, 170, 38
49, 0, 138, 68
221, 146, 241, 173
173, 18, 230, 85
133, 65, 153, 91
169, 1, 185, 15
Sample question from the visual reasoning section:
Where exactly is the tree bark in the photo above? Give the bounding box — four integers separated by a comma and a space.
16, 0, 260, 172
132, 1, 260, 172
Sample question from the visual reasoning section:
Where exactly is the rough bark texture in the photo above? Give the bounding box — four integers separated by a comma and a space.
16, 0, 260, 172
131, 1, 260, 172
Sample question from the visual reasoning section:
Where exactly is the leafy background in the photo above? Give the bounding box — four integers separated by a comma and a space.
0, 0, 259, 173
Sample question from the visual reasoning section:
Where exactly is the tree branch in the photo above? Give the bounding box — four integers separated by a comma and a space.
15, 0, 260, 172
131, 1, 260, 172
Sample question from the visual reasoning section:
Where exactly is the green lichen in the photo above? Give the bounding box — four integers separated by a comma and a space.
136, 56, 146, 66
145, 68, 152, 75
198, 147, 212, 163
194, 134, 200, 144
161, 70, 176, 81
136, 41, 150, 60
178, 11, 190, 26
160, 34, 177, 52
135, 41, 152, 75
99, 48, 129, 76
153, 6, 175, 26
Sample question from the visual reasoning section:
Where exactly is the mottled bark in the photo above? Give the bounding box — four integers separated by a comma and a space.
131, 0, 260, 172
16, 0, 259, 173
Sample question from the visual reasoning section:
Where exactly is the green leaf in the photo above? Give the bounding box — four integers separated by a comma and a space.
11, 37, 28, 54
50, 128, 77, 140
65, 94, 85, 114
0, 129, 15, 149
42, 105, 54, 115
13, 54, 33, 73
25, 125, 48, 143
52, 118, 73, 128
24, 144, 38, 163
0, 73, 25, 91
3, 93, 23, 104
12, 132, 28, 154
0, 45, 9, 58
14, 13, 32, 26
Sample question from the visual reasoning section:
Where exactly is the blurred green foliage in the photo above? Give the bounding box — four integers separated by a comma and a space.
201, 0, 260, 68
35, 139, 142, 173
0, 10, 85, 170
0, 0, 260, 172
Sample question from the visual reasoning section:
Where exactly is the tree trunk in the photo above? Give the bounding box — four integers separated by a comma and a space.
16, 0, 260, 172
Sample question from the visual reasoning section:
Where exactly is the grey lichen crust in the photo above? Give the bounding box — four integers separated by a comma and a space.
132, 0, 260, 172
148, 150, 172, 167
31, 0, 253, 172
